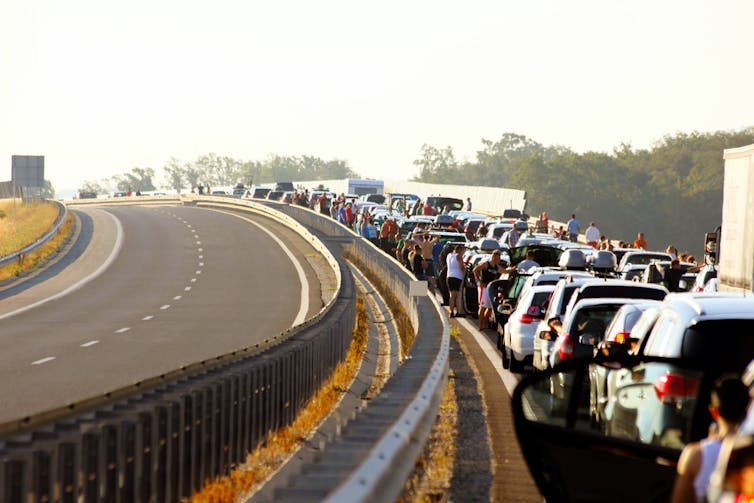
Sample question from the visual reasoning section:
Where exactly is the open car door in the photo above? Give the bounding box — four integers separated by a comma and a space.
512, 355, 720, 502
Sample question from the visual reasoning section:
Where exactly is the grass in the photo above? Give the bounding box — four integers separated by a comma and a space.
0, 200, 73, 282
189, 294, 369, 503
0, 199, 59, 256
399, 369, 458, 502
343, 250, 415, 359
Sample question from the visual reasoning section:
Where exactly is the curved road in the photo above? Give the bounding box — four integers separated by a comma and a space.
0, 205, 331, 424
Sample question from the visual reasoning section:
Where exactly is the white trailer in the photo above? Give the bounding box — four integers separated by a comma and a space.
718, 143, 754, 292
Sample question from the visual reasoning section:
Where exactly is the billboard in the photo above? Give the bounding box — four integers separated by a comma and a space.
11, 155, 45, 188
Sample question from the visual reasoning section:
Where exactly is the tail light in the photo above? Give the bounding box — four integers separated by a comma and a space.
614, 331, 631, 344
558, 333, 574, 361
519, 314, 536, 324
654, 372, 700, 405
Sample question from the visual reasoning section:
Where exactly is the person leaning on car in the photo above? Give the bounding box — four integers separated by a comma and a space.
473, 250, 506, 330
654, 259, 684, 292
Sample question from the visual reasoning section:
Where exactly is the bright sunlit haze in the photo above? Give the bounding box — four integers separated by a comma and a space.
2, 0, 753, 196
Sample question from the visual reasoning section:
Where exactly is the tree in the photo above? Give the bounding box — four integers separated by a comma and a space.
412, 144, 458, 183
162, 158, 186, 194
112, 167, 156, 192
80, 179, 109, 195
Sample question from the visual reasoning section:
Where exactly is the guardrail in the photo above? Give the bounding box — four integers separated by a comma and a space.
0, 200, 68, 268
0, 196, 449, 502
0, 198, 355, 502
261, 201, 449, 503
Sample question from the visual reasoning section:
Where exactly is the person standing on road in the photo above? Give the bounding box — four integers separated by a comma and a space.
566, 214, 580, 243
379, 217, 399, 254
466, 197, 473, 211
634, 232, 648, 250
446, 244, 465, 318
671, 376, 750, 503
585, 222, 600, 248
654, 259, 684, 292
473, 250, 506, 330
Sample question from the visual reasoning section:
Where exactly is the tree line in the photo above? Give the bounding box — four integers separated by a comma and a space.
412, 129, 754, 255
80, 154, 358, 195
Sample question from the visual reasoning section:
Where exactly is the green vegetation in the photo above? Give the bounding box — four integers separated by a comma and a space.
82, 154, 358, 195
412, 128, 754, 254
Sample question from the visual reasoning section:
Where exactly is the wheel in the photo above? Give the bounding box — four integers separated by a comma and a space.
508, 348, 524, 373
501, 343, 511, 369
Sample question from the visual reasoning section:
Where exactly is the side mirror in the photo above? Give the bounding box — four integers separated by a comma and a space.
579, 333, 598, 346
595, 340, 629, 359
539, 330, 554, 341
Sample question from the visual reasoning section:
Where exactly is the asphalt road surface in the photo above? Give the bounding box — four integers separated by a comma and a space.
0, 205, 328, 424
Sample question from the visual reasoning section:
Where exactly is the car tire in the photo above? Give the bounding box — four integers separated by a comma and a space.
509, 348, 524, 373
502, 343, 511, 369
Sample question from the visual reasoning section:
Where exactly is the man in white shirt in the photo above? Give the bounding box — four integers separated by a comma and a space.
585, 222, 601, 248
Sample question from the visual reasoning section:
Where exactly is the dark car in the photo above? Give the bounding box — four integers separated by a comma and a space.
275, 181, 295, 191
426, 196, 464, 213
266, 190, 285, 201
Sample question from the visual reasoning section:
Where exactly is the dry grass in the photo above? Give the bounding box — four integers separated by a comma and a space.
343, 250, 415, 359
399, 368, 458, 502
0, 199, 59, 256
0, 210, 74, 283
189, 294, 369, 503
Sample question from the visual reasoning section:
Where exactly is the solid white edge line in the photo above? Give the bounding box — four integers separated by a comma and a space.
0, 210, 125, 322
209, 209, 309, 327
456, 317, 520, 396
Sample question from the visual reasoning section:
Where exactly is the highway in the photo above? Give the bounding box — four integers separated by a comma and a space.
0, 205, 330, 424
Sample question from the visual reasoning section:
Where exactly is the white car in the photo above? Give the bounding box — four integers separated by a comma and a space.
502, 285, 556, 372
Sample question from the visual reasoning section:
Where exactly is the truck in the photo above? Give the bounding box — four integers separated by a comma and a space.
717, 143, 754, 292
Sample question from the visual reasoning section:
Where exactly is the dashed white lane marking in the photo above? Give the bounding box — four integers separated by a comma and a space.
184, 286, 192, 292
160, 305, 170, 310
198, 248, 203, 252
196, 241, 202, 245
190, 278, 197, 283
199, 262, 204, 266
210, 209, 309, 327
32, 357, 56, 365
115, 327, 131, 334
0, 211, 125, 321
173, 296, 182, 300
199, 255, 204, 259
195, 270, 202, 275
143, 315, 154, 321
80, 340, 99, 348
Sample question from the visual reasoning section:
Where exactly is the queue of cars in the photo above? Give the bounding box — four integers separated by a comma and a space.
464, 231, 748, 501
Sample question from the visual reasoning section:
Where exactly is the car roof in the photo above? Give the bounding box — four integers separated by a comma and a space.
660, 293, 754, 318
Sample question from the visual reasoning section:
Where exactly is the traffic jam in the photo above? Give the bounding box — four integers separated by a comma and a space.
243, 144, 754, 503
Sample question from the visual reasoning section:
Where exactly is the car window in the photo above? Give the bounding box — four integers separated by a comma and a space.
680, 319, 754, 368
644, 312, 681, 356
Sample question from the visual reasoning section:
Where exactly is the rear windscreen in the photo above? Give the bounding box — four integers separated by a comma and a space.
681, 319, 754, 370
578, 285, 666, 301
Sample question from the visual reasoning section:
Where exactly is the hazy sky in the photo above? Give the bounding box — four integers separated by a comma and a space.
2, 0, 753, 194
